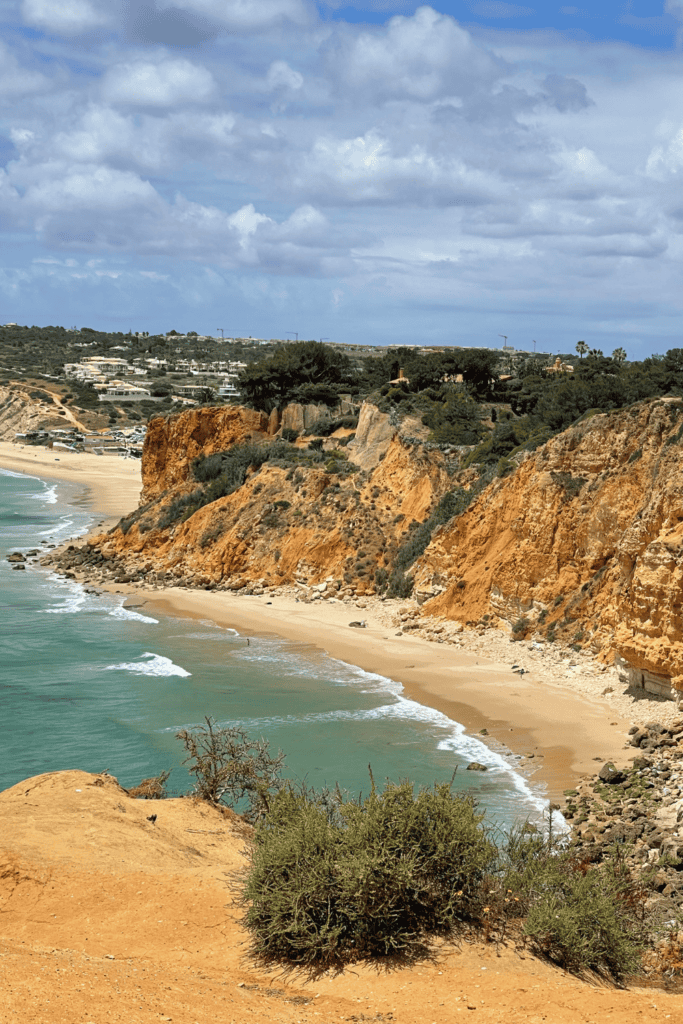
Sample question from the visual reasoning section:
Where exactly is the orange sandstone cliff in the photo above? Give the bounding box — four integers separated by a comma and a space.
93, 401, 454, 599
68, 396, 683, 696
415, 397, 683, 695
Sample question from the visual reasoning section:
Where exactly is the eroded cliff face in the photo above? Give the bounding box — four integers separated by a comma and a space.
414, 398, 683, 692
141, 405, 270, 500
100, 404, 452, 599
0, 385, 66, 438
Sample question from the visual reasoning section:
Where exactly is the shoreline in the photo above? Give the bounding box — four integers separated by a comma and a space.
117, 585, 637, 802
0, 441, 142, 528
1, 442, 664, 802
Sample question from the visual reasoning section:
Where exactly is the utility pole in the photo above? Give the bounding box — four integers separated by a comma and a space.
217, 328, 224, 339
498, 334, 508, 349
532, 339, 537, 352
285, 332, 298, 342
319, 337, 329, 344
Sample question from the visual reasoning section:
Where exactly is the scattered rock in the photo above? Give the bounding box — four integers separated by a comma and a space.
598, 762, 627, 784
466, 762, 488, 772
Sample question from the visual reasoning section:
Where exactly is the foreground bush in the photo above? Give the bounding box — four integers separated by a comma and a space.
489, 823, 647, 980
172, 724, 650, 979
521, 856, 647, 978
241, 779, 496, 968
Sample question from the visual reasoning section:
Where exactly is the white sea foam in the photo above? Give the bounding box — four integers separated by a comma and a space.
104, 652, 191, 677
0, 468, 41, 481
30, 484, 57, 505
40, 576, 88, 615
109, 603, 158, 624
223, 650, 563, 829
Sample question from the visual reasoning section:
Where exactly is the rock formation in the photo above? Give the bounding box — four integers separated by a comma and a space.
47, 396, 683, 696
71, 402, 455, 600
415, 398, 683, 694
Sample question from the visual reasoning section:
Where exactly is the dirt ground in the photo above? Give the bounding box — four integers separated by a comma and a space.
1, 770, 682, 1024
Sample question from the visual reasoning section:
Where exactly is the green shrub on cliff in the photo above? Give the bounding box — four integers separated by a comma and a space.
241, 777, 495, 968
167, 721, 651, 979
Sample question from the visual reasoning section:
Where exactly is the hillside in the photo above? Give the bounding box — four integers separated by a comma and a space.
45, 395, 683, 698
415, 398, 683, 696
1, 769, 681, 1024
65, 401, 458, 599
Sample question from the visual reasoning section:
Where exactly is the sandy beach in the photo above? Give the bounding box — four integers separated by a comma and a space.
137, 586, 641, 802
0, 441, 142, 525
0, 441, 659, 801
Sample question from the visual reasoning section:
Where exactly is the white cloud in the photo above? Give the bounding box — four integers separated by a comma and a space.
24, 165, 160, 215
101, 60, 215, 107
297, 130, 500, 206
21, 0, 111, 35
325, 6, 503, 102
266, 61, 303, 91
5, 2, 683, 350
156, 0, 311, 31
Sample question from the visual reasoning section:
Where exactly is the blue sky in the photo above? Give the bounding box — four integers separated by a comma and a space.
1, 1, 683, 356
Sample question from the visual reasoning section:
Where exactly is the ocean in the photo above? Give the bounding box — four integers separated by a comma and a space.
1, 468, 551, 831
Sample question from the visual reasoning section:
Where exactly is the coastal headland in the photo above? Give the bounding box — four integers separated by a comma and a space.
4, 415, 683, 1017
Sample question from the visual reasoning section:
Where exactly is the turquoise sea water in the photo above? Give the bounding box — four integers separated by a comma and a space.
1, 469, 550, 830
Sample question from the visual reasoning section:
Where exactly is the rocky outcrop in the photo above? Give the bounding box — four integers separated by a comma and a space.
77, 404, 454, 598
347, 401, 429, 471
141, 405, 270, 500
414, 398, 683, 695
563, 719, 683, 934
0, 385, 65, 438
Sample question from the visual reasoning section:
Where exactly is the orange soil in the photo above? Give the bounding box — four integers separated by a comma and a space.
1, 770, 681, 1024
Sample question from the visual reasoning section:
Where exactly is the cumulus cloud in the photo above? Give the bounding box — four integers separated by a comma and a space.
5, 2, 683, 349
542, 74, 593, 113
297, 130, 499, 206
266, 61, 303, 91
125, 0, 218, 46
325, 6, 503, 102
21, 0, 111, 35
101, 59, 215, 106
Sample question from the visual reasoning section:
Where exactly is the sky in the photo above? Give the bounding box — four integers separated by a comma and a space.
1, 2, 683, 355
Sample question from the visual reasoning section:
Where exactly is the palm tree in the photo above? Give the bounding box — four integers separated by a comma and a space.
612, 347, 627, 364
575, 340, 588, 359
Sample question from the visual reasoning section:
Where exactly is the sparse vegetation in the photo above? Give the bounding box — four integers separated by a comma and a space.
176, 717, 285, 822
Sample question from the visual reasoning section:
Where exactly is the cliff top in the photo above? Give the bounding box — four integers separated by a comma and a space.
1, 769, 682, 1022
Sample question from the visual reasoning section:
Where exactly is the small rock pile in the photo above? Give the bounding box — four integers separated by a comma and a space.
562, 719, 683, 934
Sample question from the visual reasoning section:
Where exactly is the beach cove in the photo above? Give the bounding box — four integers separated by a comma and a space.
1, 440, 667, 806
